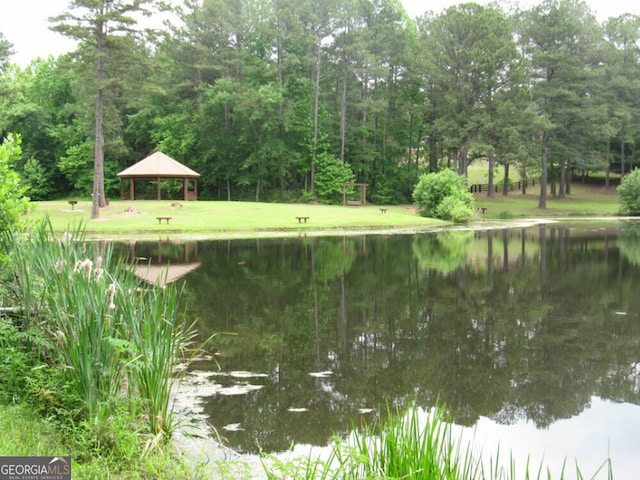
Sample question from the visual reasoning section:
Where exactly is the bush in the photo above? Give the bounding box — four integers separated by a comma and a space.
435, 195, 474, 223
313, 152, 356, 205
0, 134, 30, 235
617, 169, 640, 215
412, 169, 474, 222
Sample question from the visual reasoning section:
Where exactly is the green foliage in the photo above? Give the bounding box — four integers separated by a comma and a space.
22, 157, 54, 200
263, 401, 611, 479
0, 134, 30, 238
12, 220, 197, 437
435, 196, 474, 223
0, 319, 35, 402
617, 169, 640, 215
313, 152, 356, 205
58, 143, 94, 196
0, 404, 204, 479
412, 169, 474, 222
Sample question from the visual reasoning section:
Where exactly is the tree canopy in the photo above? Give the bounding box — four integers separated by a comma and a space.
1, 0, 639, 208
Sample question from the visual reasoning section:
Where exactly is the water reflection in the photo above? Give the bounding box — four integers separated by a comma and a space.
121, 238, 201, 285
119, 221, 640, 475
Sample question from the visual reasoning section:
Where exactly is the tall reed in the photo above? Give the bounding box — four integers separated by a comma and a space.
340, 404, 480, 480
11, 219, 194, 437
263, 403, 613, 480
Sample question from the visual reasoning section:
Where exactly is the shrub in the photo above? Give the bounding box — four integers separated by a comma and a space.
617, 169, 640, 215
435, 196, 474, 223
314, 152, 356, 204
412, 169, 474, 221
0, 134, 30, 236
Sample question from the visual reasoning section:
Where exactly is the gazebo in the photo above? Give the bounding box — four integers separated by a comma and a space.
117, 151, 200, 201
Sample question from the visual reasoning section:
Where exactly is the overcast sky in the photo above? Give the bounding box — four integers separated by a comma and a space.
1, 0, 639, 67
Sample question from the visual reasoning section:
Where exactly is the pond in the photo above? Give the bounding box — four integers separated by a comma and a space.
122, 220, 640, 478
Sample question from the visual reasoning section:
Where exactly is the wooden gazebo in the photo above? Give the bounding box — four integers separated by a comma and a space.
117, 151, 200, 201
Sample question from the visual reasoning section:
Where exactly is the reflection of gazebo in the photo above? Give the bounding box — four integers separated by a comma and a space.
134, 263, 201, 286
117, 151, 200, 201
128, 238, 201, 286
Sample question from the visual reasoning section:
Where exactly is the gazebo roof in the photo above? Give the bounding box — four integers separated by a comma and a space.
117, 151, 200, 178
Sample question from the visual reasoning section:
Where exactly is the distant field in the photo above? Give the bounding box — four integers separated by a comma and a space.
471, 182, 620, 218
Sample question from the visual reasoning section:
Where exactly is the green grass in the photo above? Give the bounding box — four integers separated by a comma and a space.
26, 200, 446, 237
472, 183, 620, 219
0, 403, 205, 479
0, 403, 63, 456
26, 182, 622, 239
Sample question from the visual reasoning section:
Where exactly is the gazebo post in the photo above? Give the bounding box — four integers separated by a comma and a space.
129, 178, 135, 200
157, 176, 161, 200
183, 178, 188, 201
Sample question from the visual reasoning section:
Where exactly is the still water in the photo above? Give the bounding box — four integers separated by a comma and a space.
126, 220, 640, 478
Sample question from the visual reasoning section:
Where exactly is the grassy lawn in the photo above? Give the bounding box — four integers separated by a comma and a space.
472, 183, 621, 218
26, 200, 447, 237
25, 180, 622, 238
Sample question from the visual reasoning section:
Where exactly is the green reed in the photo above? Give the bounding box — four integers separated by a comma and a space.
11, 219, 195, 437
263, 403, 613, 480
341, 404, 479, 480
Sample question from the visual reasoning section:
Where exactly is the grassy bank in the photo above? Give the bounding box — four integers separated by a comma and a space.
0, 221, 206, 479
26, 182, 620, 238
0, 403, 201, 479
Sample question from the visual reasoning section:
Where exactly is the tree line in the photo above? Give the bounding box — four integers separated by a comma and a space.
0, 0, 639, 214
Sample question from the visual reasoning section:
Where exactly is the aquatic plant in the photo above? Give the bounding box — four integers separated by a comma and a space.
11, 219, 195, 437
262, 403, 613, 480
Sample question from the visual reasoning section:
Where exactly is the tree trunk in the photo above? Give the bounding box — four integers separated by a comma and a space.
91, 21, 106, 220
605, 136, 611, 190
620, 119, 626, 176
558, 158, 566, 198
502, 163, 510, 196
487, 155, 495, 198
538, 133, 548, 209
340, 62, 347, 163
311, 40, 321, 197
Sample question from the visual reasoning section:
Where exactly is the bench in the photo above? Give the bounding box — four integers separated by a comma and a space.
379, 208, 388, 214
156, 216, 172, 224
476, 207, 487, 214
296, 216, 309, 223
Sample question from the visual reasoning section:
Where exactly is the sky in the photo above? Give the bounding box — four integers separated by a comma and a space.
1, 0, 639, 68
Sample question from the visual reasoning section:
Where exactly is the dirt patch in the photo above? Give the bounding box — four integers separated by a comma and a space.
118, 207, 143, 216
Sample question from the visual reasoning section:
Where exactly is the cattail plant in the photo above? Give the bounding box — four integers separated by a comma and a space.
11, 219, 195, 438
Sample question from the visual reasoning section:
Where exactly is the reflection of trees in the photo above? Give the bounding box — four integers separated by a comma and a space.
412, 231, 474, 274
617, 221, 640, 267
155, 225, 640, 453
